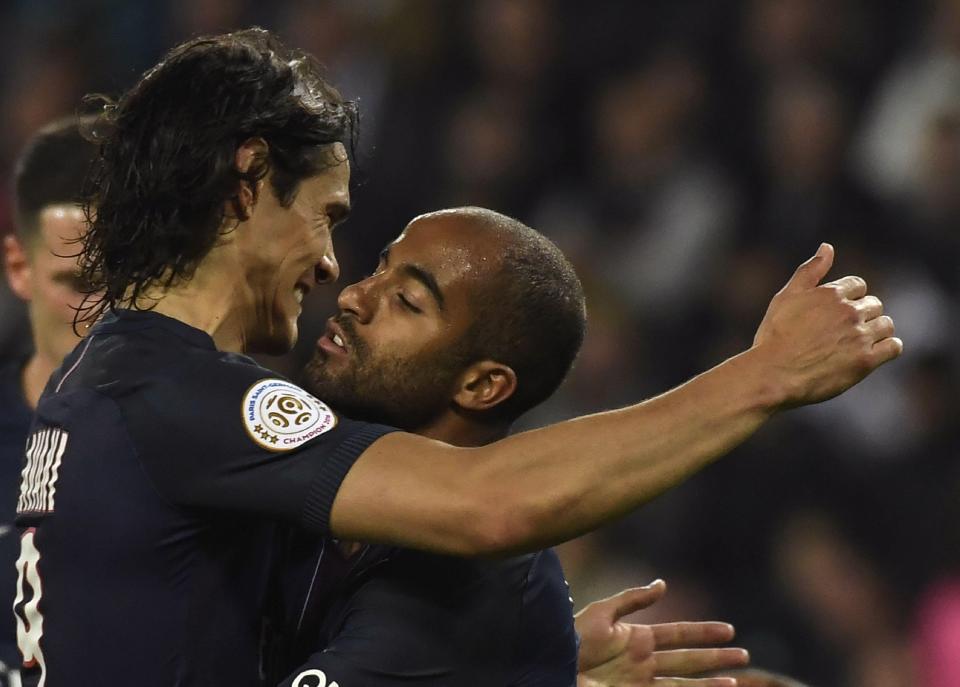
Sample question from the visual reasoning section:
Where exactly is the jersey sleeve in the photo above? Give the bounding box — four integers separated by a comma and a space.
119, 353, 397, 534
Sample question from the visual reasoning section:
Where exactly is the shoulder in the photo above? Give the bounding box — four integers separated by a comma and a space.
122, 349, 346, 455
72, 320, 351, 457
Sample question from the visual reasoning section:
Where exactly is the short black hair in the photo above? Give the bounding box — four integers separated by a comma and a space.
78, 27, 358, 322
449, 208, 587, 422
13, 115, 97, 246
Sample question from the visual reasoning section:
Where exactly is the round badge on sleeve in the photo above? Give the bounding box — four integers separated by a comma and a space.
242, 379, 338, 452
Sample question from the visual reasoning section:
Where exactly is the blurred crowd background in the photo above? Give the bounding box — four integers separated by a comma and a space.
0, 1, 958, 685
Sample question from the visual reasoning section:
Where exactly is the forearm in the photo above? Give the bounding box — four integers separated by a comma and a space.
331, 347, 780, 555
470, 347, 779, 552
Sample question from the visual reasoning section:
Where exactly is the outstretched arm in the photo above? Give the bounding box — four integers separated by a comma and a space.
575, 580, 748, 687
330, 245, 902, 555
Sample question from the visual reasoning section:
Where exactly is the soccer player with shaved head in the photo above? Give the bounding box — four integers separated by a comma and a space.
276, 207, 749, 686
1, 117, 96, 686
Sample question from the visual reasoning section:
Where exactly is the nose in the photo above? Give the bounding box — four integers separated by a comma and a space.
336, 276, 374, 323
315, 251, 340, 285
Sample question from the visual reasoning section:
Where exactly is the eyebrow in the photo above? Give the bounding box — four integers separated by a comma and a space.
379, 245, 445, 310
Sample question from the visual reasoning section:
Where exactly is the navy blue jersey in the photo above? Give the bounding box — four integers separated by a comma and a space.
13, 310, 395, 687
0, 357, 32, 685
268, 531, 396, 681
280, 547, 579, 687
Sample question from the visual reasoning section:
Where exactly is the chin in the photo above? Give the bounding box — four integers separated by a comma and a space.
248, 320, 298, 356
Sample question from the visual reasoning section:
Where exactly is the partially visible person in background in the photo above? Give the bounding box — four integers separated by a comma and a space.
0, 116, 95, 685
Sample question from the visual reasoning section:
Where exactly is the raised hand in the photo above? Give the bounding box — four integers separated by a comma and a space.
752, 243, 902, 408
576, 580, 749, 687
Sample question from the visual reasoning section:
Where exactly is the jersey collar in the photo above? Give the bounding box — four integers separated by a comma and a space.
93, 309, 218, 351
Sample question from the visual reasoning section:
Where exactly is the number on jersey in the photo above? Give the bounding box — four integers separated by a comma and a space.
18, 427, 68, 515
14, 529, 46, 685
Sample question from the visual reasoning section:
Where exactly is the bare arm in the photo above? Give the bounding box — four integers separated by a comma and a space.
330, 244, 902, 555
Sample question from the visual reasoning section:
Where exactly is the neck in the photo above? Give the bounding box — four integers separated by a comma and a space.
414, 411, 511, 448
145, 250, 253, 353
21, 350, 58, 409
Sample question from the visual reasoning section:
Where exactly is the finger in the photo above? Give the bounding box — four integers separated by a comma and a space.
781, 243, 834, 294
654, 648, 750, 676
871, 336, 903, 366
650, 622, 735, 648
651, 678, 738, 686
603, 580, 668, 622
853, 295, 883, 322
865, 315, 895, 342
824, 275, 867, 300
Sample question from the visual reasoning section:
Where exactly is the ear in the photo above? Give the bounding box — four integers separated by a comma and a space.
452, 360, 518, 413
3, 234, 33, 301
230, 138, 269, 220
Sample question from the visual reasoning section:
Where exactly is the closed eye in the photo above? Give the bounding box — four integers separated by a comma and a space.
398, 293, 422, 314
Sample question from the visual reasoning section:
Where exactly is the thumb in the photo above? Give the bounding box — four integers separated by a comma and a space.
605, 580, 667, 622
782, 242, 834, 294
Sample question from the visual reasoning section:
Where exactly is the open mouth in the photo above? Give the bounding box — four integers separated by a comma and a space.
318, 318, 349, 356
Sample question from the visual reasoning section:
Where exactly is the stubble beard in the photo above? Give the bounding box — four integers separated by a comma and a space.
304, 322, 469, 431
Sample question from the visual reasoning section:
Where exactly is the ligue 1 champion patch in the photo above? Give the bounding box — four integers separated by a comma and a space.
242, 379, 337, 452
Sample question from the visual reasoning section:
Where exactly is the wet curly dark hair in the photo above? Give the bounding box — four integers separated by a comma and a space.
77, 27, 358, 324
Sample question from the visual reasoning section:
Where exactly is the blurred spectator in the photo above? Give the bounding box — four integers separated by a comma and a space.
773, 510, 916, 686
745, 74, 883, 259
466, 0, 558, 90
534, 50, 737, 382
0, 116, 96, 687
903, 111, 960, 293
745, 0, 876, 82
857, 0, 960, 198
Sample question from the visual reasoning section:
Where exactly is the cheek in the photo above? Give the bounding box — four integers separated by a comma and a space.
277, 229, 331, 279
369, 321, 450, 359
32, 281, 77, 322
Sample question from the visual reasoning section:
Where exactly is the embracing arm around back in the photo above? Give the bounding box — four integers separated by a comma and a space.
330, 244, 902, 556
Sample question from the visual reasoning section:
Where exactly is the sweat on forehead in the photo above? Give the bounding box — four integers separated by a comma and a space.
401, 207, 531, 266
410, 206, 522, 235
384, 215, 492, 276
